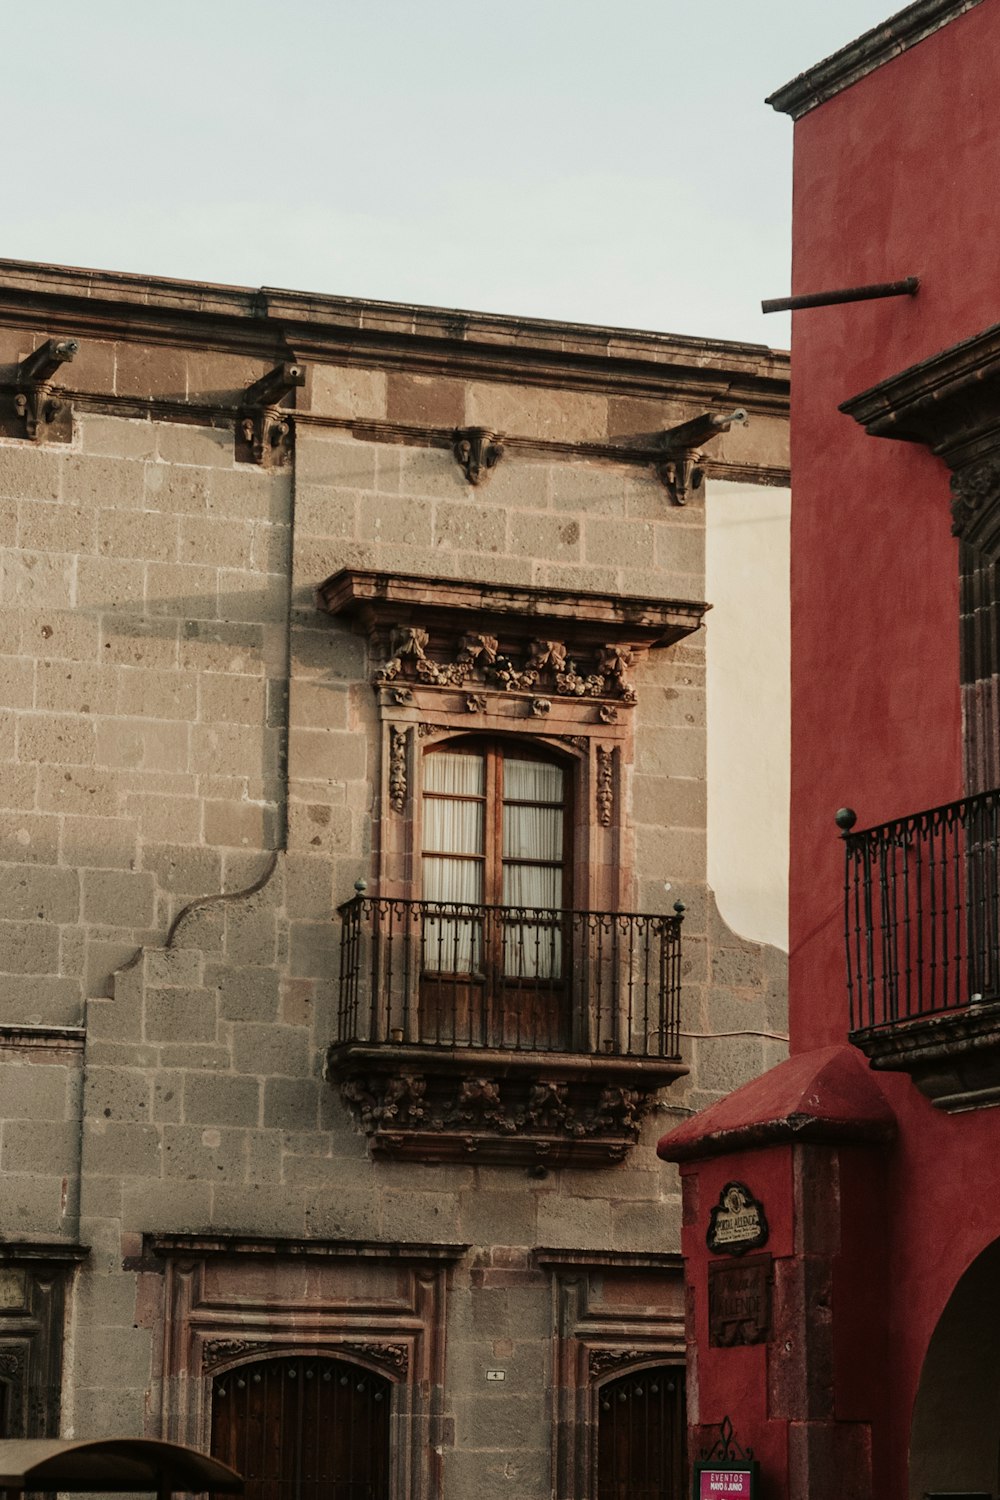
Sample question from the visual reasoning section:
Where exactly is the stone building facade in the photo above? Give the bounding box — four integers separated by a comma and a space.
0, 259, 788, 1500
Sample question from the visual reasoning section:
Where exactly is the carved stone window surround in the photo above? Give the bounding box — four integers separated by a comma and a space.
318, 568, 707, 913
840, 321, 1000, 562
0, 1243, 87, 1439
319, 571, 699, 1164
535, 1249, 686, 1500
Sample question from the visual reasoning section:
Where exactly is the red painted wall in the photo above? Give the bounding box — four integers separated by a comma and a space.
787, 0, 1000, 1490
787, 1, 1000, 1052
681, 1148, 794, 1489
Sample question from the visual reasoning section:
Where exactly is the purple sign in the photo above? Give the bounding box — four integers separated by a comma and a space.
699, 1470, 753, 1498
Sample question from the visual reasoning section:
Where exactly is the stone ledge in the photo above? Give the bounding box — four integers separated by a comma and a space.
328, 1042, 687, 1167
852, 997, 1000, 1109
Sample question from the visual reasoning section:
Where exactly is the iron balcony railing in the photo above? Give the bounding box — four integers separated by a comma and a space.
336, 896, 684, 1058
841, 787, 1000, 1033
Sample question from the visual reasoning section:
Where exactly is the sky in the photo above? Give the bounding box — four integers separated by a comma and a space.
5, 0, 899, 350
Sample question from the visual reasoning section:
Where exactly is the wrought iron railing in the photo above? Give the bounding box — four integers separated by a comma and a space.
336, 896, 684, 1058
840, 788, 1000, 1033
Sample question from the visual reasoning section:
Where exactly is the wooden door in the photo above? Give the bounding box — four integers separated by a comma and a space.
597, 1364, 686, 1500
211, 1354, 390, 1500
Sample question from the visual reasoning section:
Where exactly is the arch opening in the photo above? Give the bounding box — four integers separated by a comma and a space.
910, 1237, 1000, 1499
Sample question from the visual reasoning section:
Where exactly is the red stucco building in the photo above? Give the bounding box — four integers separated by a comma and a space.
660, 2, 1000, 1497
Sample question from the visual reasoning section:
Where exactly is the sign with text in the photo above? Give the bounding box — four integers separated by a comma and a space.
708, 1255, 771, 1346
706, 1182, 769, 1257
694, 1463, 758, 1500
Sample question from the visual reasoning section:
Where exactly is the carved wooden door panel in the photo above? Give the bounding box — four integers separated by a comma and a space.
596, 1365, 686, 1500
211, 1354, 390, 1500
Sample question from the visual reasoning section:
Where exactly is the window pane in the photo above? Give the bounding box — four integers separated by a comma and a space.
504, 758, 564, 805
424, 750, 485, 796
424, 798, 484, 855
423, 856, 482, 905
503, 803, 563, 862
503, 862, 561, 909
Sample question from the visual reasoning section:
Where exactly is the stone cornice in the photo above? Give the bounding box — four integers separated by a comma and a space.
767, 0, 985, 120
840, 320, 1000, 461
0, 1241, 89, 1263
144, 1234, 469, 1262
533, 1248, 684, 1271
0, 1023, 86, 1053
0, 256, 789, 414
318, 568, 708, 654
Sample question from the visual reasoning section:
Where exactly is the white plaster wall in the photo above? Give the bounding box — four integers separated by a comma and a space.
705, 479, 791, 952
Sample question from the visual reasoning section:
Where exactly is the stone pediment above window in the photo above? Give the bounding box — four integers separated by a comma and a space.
841, 323, 1000, 561
317, 569, 708, 718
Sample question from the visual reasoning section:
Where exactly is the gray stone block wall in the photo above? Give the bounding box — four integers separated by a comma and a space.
1, 415, 291, 1026
0, 332, 787, 1497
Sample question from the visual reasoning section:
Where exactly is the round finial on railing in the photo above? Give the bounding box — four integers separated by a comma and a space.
673, 900, 686, 916
354, 878, 368, 894
835, 808, 857, 833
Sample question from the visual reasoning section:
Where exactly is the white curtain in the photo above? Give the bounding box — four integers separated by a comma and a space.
502, 757, 564, 979
421, 749, 567, 979
422, 751, 484, 972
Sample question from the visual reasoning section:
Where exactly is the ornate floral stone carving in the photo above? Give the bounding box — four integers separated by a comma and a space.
596, 746, 614, 827
446, 1077, 514, 1133
202, 1338, 271, 1371
375, 630, 640, 705
381, 1073, 427, 1126
465, 693, 488, 713
340, 1339, 409, 1375
389, 726, 409, 814
0, 1347, 26, 1380
331, 1055, 673, 1166
951, 457, 1000, 546
589, 1347, 654, 1379
525, 1079, 572, 1131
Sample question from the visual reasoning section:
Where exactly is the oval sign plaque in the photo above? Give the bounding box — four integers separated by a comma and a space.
706, 1181, 769, 1257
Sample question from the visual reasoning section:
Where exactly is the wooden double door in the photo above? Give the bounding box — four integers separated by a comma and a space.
597, 1364, 687, 1500
420, 738, 573, 1050
211, 1354, 390, 1500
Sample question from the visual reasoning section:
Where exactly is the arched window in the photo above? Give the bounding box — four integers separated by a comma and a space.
210, 1353, 391, 1500
597, 1364, 686, 1500
420, 738, 572, 1049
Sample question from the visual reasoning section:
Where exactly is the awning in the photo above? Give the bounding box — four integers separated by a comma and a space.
0, 1439, 243, 1494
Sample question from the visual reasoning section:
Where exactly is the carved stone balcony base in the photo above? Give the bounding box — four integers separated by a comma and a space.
326, 1043, 688, 1165
852, 998, 1000, 1110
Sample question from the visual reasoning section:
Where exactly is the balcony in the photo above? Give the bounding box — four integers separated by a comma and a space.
326, 896, 688, 1164
841, 788, 1000, 1109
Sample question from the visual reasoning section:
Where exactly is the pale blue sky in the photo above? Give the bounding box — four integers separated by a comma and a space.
6, 1, 898, 347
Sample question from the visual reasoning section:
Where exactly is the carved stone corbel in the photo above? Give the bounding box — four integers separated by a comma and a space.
237, 360, 306, 467
657, 408, 748, 505
454, 427, 504, 486
13, 339, 79, 443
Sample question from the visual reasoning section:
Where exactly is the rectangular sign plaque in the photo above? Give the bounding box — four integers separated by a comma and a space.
694, 1463, 759, 1500
708, 1254, 772, 1347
